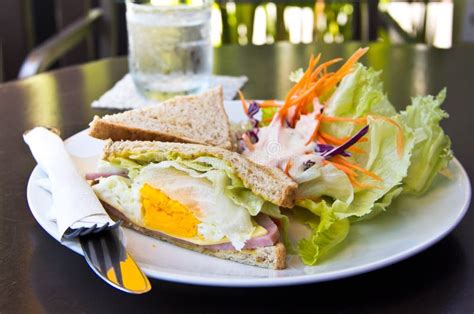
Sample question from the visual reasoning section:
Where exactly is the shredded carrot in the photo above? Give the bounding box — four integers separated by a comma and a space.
318, 47, 369, 96
285, 54, 319, 102
238, 90, 248, 115
280, 55, 321, 123
284, 159, 292, 176
310, 58, 343, 81
259, 100, 280, 108
323, 160, 359, 178
275, 48, 370, 128
372, 115, 405, 158
287, 81, 326, 127
289, 75, 334, 126
348, 175, 384, 190
241, 133, 254, 151
288, 83, 320, 106
333, 155, 383, 182
323, 146, 385, 189
321, 116, 368, 125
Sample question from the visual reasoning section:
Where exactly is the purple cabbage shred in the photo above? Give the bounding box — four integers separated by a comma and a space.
242, 101, 261, 144
322, 125, 369, 159
315, 144, 351, 157
247, 101, 260, 118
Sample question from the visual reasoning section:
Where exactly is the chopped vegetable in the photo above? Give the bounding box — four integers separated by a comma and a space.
322, 125, 369, 159
235, 48, 451, 265
238, 90, 249, 114
398, 89, 453, 194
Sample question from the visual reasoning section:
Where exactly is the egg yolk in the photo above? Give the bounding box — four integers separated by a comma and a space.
140, 184, 200, 238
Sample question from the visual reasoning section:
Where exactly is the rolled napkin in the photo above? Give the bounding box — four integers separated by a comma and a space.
24, 127, 115, 239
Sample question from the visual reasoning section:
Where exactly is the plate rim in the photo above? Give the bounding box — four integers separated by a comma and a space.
26, 129, 472, 287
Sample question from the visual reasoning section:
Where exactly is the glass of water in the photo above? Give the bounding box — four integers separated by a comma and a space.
126, 0, 213, 101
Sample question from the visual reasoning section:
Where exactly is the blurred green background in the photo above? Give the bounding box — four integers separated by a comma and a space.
210, 0, 458, 49
2, 0, 472, 81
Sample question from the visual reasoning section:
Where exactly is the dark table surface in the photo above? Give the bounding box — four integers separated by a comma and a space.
0, 43, 473, 313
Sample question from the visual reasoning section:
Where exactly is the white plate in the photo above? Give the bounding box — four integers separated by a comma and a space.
26, 101, 471, 287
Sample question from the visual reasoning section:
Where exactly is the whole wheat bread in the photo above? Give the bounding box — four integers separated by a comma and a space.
104, 202, 286, 270
102, 140, 297, 208
89, 86, 234, 150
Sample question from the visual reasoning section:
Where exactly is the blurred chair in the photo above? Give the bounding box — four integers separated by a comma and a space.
17, 0, 120, 79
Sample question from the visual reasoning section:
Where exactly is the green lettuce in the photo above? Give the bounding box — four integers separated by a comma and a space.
299, 117, 414, 220
295, 163, 354, 204
350, 186, 403, 223
107, 157, 144, 178
289, 68, 304, 83
340, 116, 414, 218
321, 64, 397, 139
260, 106, 279, 126
294, 116, 414, 263
398, 89, 453, 195
295, 199, 350, 265
288, 64, 452, 265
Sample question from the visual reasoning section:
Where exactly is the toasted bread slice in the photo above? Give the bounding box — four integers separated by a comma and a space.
89, 86, 234, 150
104, 202, 286, 270
102, 140, 297, 208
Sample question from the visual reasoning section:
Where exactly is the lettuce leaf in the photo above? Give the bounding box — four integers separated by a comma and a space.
107, 157, 143, 178
321, 64, 397, 139
299, 117, 414, 220
295, 163, 354, 204
260, 106, 279, 126
289, 68, 304, 83
296, 199, 350, 265
338, 116, 414, 218
295, 116, 414, 263
398, 89, 453, 195
350, 186, 403, 223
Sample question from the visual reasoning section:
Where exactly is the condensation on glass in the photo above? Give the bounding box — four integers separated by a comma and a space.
126, 0, 213, 101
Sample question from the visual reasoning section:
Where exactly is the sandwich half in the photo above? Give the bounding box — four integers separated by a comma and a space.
90, 140, 297, 269
89, 86, 234, 150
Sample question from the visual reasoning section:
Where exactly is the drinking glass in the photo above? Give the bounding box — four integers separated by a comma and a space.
126, 0, 213, 101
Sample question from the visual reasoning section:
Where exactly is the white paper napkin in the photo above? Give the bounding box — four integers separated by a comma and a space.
24, 127, 115, 239
91, 74, 248, 109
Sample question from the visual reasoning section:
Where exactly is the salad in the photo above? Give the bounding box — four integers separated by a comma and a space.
237, 47, 453, 265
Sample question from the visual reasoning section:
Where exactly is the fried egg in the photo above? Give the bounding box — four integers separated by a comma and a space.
93, 164, 267, 250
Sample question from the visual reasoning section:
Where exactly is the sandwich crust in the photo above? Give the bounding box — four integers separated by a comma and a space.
89, 86, 234, 150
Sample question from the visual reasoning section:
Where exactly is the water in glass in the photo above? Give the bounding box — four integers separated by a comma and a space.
126, 1, 213, 101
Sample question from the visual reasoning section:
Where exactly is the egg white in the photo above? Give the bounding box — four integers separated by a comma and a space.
93, 163, 256, 250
